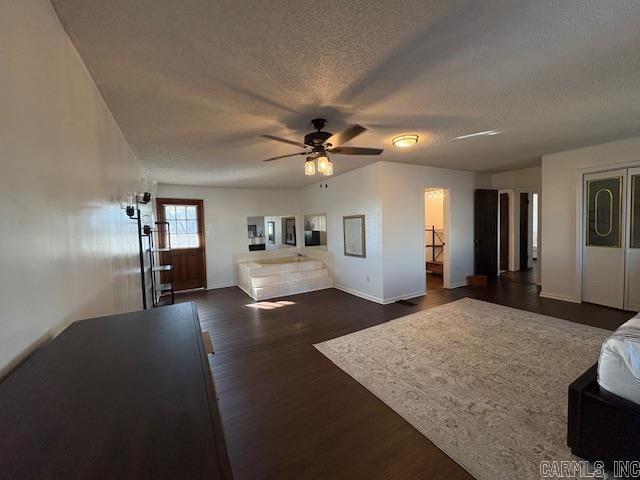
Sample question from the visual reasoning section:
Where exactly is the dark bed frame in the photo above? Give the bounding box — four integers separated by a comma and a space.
568, 363, 640, 468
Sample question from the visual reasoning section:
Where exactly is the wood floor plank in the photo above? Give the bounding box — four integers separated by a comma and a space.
177, 273, 633, 480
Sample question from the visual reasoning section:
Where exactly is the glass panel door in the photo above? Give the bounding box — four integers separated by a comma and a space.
626, 169, 640, 311
631, 174, 640, 249
582, 170, 626, 309
585, 176, 622, 247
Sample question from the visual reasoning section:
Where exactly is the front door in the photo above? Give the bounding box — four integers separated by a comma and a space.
582, 170, 626, 309
156, 198, 207, 291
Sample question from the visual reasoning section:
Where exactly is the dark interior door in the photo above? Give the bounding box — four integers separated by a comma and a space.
474, 189, 499, 277
520, 193, 529, 271
499, 193, 509, 271
156, 198, 207, 291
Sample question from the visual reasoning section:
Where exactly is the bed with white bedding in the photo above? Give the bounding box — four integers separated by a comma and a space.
598, 313, 640, 404
568, 312, 640, 468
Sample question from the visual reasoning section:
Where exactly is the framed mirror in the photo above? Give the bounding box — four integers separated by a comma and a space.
343, 215, 366, 257
267, 221, 275, 244
283, 217, 297, 246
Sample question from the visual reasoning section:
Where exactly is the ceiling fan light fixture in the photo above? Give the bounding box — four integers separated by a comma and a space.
304, 157, 316, 176
316, 155, 331, 174
392, 134, 419, 148
321, 159, 334, 176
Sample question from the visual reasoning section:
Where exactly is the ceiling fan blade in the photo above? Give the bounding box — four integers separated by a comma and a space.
329, 147, 383, 155
261, 134, 309, 149
262, 152, 307, 162
326, 124, 367, 147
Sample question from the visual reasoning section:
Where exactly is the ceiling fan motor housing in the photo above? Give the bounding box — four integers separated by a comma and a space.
304, 130, 332, 147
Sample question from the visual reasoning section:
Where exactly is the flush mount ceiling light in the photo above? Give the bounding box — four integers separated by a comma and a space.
454, 130, 501, 140
392, 134, 419, 148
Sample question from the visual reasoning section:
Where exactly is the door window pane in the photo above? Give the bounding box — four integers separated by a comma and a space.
632, 175, 640, 249
586, 177, 622, 247
162, 204, 200, 248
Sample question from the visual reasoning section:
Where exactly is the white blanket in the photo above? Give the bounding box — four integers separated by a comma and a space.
598, 313, 640, 405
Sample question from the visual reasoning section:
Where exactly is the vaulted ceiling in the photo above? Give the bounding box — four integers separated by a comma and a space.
51, 0, 640, 188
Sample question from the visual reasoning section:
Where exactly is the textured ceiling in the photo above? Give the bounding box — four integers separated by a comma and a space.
51, 0, 640, 188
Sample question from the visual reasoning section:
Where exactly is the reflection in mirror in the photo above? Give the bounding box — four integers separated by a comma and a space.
304, 214, 327, 248
246, 215, 298, 251
283, 217, 297, 246
247, 216, 266, 251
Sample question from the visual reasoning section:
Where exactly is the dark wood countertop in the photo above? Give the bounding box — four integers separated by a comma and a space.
0, 303, 232, 479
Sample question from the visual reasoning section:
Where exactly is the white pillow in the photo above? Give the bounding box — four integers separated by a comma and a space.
598, 314, 640, 405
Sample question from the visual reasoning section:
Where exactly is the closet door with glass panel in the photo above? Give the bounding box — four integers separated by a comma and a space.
626, 167, 640, 311
583, 170, 626, 309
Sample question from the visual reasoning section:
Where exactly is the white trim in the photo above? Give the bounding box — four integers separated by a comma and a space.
539, 291, 581, 303
574, 160, 640, 303
498, 189, 517, 272
448, 280, 469, 289
206, 282, 237, 290
334, 285, 385, 304
382, 290, 427, 305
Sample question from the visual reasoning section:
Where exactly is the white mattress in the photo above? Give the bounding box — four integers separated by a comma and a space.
598, 313, 640, 405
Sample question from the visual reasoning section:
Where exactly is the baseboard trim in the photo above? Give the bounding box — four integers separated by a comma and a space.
382, 290, 426, 305
334, 285, 385, 305
206, 282, 237, 291
448, 280, 469, 289
539, 291, 581, 304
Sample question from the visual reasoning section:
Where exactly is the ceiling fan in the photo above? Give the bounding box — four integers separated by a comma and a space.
261, 118, 383, 175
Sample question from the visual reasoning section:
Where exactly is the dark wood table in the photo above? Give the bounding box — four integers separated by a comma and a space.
0, 303, 232, 479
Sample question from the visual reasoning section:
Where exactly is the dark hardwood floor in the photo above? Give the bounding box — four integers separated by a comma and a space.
177, 278, 633, 480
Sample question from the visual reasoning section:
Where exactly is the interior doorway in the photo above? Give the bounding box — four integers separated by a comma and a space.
425, 188, 446, 292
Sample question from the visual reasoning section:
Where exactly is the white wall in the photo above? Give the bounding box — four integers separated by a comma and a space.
378, 162, 483, 300
490, 165, 542, 273
155, 185, 299, 288
299, 164, 385, 303
541, 136, 640, 303
0, 0, 144, 375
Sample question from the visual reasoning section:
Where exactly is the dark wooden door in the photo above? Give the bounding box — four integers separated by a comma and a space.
499, 193, 509, 271
520, 193, 529, 271
156, 198, 207, 291
474, 189, 499, 277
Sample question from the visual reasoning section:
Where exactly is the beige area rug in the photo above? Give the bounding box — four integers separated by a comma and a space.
314, 298, 610, 480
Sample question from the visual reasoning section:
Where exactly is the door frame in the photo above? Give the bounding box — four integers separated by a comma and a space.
575, 161, 640, 305
155, 198, 207, 290
422, 187, 452, 290
497, 189, 516, 272
519, 192, 530, 271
